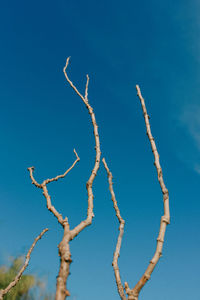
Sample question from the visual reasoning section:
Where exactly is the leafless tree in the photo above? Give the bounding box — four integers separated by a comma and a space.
27, 57, 101, 300
103, 85, 170, 300
1, 62, 170, 300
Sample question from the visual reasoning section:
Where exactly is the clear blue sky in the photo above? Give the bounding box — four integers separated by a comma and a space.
0, 1, 200, 299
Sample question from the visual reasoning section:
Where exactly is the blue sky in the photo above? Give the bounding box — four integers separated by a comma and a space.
0, 0, 200, 299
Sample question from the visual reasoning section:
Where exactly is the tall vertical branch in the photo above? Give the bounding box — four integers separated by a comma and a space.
126, 85, 170, 299
27, 57, 101, 300
63, 57, 101, 240
103, 86, 170, 300
102, 158, 126, 300
0, 229, 48, 300
131, 85, 170, 293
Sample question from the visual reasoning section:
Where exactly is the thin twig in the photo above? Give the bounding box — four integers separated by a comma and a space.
63, 57, 86, 104
102, 158, 126, 300
0, 228, 48, 300
85, 75, 89, 101
28, 149, 80, 188
44, 149, 80, 184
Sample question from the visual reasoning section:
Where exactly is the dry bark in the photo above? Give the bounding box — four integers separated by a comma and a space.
103, 85, 170, 300
0, 228, 48, 300
28, 58, 101, 299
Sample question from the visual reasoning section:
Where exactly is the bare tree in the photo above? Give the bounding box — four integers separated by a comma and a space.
0, 228, 48, 300
1, 62, 170, 300
27, 57, 101, 300
103, 85, 170, 300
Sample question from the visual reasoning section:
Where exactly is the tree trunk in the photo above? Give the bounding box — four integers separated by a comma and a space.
56, 225, 72, 300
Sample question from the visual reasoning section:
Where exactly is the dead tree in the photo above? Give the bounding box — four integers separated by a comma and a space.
103, 85, 170, 300
27, 57, 101, 300
0, 228, 48, 300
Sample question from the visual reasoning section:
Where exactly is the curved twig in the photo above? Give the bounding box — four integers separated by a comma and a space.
27, 149, 80, 226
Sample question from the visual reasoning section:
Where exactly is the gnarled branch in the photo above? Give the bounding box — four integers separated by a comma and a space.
0, 228, 48, 300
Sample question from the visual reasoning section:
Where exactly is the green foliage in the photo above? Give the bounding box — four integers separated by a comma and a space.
0, 257, 54, 300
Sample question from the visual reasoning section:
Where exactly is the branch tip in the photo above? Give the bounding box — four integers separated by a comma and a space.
28, 166, 34, 171
63, 57, 70, 74
73, 148, 80, 161
85, 74, 90, 100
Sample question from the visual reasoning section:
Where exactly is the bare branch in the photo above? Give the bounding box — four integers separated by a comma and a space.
28, 149, 80, 187
27, 150, 80, 226
0, 228, 48, 300
63, 57, 86, 104
28, 58, 101, 299
102, 158, 126, 300
85, 74, 89, 101
103, 86, 170, 300
63, 57, 101, 239
44, 149, 80, 185
30, 57, 101, 300
41, 184, 64, 225
124, 85, 170, 297
27, 167, 42, 188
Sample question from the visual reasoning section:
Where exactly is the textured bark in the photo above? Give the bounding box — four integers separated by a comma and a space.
56, 223, 72, 299
28, 58, 101, 299
0, 229, 48, 299
127, 295, 138, 300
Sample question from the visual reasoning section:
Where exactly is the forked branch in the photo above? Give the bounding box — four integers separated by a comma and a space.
27, 149, 80, 226
103, 86, 170, 300
27, 58, 101, 299
0, 228, 48, 300
63, 57, 101, 240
